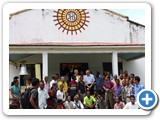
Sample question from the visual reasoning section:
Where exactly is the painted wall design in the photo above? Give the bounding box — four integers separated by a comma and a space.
53, 9, 89, 35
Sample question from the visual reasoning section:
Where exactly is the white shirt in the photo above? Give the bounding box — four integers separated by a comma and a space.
123, 102, 139, 109
50, 79, 57, 89
38, 88, 49, 109
44, 81, 50, 91
74, 100, 84, 109
63, 101, 76, 109
56, 90, 66, 101
83, 74, 95, 84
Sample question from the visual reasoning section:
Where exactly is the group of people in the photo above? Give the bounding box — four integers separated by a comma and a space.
10, 69, 144, 109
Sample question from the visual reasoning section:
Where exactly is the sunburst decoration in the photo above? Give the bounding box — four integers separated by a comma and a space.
53, 9, 90, 35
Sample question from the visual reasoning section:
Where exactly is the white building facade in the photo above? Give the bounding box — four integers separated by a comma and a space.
9, 9, 145, 86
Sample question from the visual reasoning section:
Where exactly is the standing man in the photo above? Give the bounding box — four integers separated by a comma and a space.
56, 85, 66, 102
134, 76, 144, 101
124, 79, 134, 103
95, 71, 104, 95
121, 80, 126, 103
113, 79, 122, 101
69, 76, 78, 101
58, 76, 68, 93
123, 95, 139, 109
38, 81, 49, 109
84, 70, 95, 95
44, 76, 50, 92
29, 78, 40, 109
103, 75, 114, 109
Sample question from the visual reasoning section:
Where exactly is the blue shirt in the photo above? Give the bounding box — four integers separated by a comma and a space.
11, 85, 21, 97
113, 85, 122, 96
95, 77, 103, 90
134, 83, 144, 100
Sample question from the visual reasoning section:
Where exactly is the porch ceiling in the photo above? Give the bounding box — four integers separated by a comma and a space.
9, 54, 33, 62
118, 53, 145, 61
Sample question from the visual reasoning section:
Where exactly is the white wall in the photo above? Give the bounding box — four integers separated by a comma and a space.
9, 64, 20, 88
123, 57, 145, 86
9, 9, 144, 44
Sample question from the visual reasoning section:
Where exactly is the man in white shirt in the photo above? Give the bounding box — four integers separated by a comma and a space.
38, 81, 49, 109
63, 96, 76, 109
56, 84, 66, 102
123, 95, 139, 109
50, 74, 58, 89
83, 70, 95, 95
74, 95, 84, 109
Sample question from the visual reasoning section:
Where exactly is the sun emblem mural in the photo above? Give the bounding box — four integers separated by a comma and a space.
53, 9, 90, 35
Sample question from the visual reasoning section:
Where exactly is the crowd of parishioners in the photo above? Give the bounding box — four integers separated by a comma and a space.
10, 70, 144, 109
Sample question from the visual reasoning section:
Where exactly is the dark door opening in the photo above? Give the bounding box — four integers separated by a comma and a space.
103, 62, 123, 75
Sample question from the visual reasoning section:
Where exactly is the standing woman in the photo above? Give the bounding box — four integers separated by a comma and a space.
10, 76, 21, 109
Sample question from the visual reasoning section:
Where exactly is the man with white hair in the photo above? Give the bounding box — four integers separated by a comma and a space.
83, 70, 95, 95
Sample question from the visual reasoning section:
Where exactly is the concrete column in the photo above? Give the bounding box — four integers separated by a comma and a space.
112, 52, 118, 76
42, 52, 48, 80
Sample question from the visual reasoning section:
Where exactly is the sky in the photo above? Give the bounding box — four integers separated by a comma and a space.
111, 9, 145, 25
10, 9, 145, 25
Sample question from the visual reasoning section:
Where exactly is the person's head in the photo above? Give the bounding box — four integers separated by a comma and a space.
51, 83, 57, 91
86, 70, 90, 76
72, 75, 76, 81
115, 96, 120, 104
52, 75, 56, 80
61, 76, 65, 83
105, 75, 110, 81
103, 70, 107, 76
134, 76, 140, 85
123, 71, 128, 79
130, 74, 135, 79
80, 71, 84, 75
67, 95, 71, 102
39, 80, 44, 90
74, 69, 79, 75
13, 76, 19, 86
86, 91, 90, 98
96, 71, 100, 77
114, 74, 117, 80
65, 72, 69, 76
78, 90, 81, 95
126, 79, 130, 86
122, 73, 126, 79
115, 79, 120, 85
44, 76, 49, 83
27, 78, 32, 84
94, 90, 97, 96
107, 71, 110, 76
119, 74, 123, 79
122, 80, 126, 87
59, 84, 64, 91
31, 78, 40, 88
130, 95, 135, 105
100, 96, 104, 102
55, 73, 59, 80
74, 95, 79, 102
